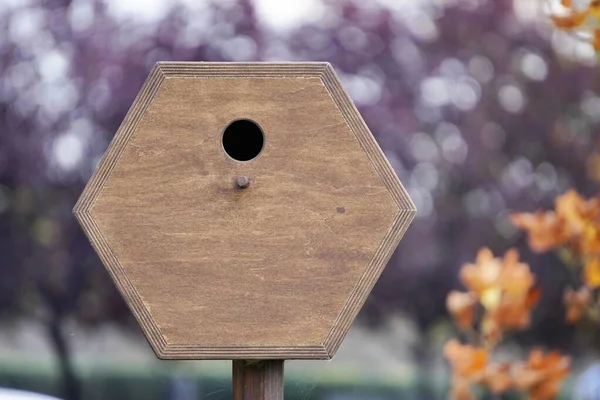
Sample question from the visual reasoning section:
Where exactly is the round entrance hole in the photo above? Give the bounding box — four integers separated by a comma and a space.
222, 119, 264, 162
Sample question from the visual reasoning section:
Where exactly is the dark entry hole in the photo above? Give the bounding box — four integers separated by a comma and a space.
222, 119, 264, 162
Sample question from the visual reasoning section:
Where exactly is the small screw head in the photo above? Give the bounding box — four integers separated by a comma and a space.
236, 176, 250, 189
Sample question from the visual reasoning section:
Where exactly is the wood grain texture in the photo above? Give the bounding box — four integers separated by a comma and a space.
233, 361, 284, 400
73, 62, 416, 360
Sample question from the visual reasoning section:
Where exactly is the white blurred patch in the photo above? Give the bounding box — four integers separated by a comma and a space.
0, 0, 34, 11
420, 77, 451, 107
552, 30, 598, 66
451, 77, 481, 111
5, 61, 36, 91
411, 162, 439, 191
468, 56, 495, 83
576, 362, 600, 400
581, 92, 600, 123
520, 52, 548, 81
68, 0, 94, 32
53, 133, 83, 171
405, 12, 439, 42
498, 84, 526, 113
574, 40, 598, 66
9, 8, 46, 42
35, 81, 79, 117
340, 73, 382, 106
39, 50, 69, 82
410, 133, 439, 162
441, 134, 468, 164
439, 58, 466, 78
500, 157, 534, 193
107, 0, 172, 23
0, 389, 61, 400
408, 187, 434, 218
434, 123, 468, 164
253, 0, 326, 31
220, 36, 257, 61
52, 119, 92, 173
392, 38, 424, 75
513, 0, 541, 22
338, 26, 368, 52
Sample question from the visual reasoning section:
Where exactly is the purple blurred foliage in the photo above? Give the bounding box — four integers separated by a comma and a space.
1, 0, 600, 397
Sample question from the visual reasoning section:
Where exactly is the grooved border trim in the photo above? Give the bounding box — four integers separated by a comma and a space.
73, 62, 416, 360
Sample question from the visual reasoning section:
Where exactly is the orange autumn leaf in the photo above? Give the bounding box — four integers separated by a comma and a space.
490, 250, 539, 332
594, 29, 600, 50
510, 212, 568, 253
554, 190, 600, 255
564, 287, 591, 323
462, 248, 537, 308
584, 258, 600, 288
550, 12, 587, 29
513, 349, 570, 400
550, 0, 600, 51
498, 249, 536, 296
555, 189, 600, 236
448, 379, 475, 400
458, 248, 539, 338
444, 339, 488, 379
526, 287, 542, 308
460, 247, 502, 296
483, 363, 513, 393
581, 224, 600, 255
491, 288, 540, 331
590, 0, 600, 18
444, 339, 488, 400
512, 190, 600, 254
447, 291, 477, 331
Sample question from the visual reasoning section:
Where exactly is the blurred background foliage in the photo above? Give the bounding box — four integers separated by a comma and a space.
1, 0, 600, 399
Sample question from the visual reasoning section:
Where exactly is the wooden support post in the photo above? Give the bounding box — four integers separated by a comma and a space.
232, 360, 284, 400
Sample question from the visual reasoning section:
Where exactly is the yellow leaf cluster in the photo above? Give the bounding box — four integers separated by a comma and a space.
550, 0, 600, 50
445, 249, 569, 399
447, 248, 539, 344
444, 340, 570, 400
510, 190, 600, 256
511, 189, 600, 322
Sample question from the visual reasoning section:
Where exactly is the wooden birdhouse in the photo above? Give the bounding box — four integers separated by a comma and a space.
74, 62, 415, 398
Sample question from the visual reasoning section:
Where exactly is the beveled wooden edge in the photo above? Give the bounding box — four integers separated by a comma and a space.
73, 62, 416, 360
157, 345, 329, 360
155, 61, 329, 78
318, 64, 416, 358
73, 64, 169, 357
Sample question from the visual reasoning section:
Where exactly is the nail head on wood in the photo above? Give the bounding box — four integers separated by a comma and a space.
236, 176, 250, 189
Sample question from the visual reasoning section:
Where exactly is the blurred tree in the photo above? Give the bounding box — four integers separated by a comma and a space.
284, 0, 600, 335
286, 0, 600, 396
0, 1, 262, 399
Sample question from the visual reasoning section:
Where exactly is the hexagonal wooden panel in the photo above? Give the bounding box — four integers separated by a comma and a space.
73, 62, 415, 360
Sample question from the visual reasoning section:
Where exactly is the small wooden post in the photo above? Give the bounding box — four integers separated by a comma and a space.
232, 360, 284, 400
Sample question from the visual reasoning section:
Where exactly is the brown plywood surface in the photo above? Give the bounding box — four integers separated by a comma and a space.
74, 63, 415, 359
